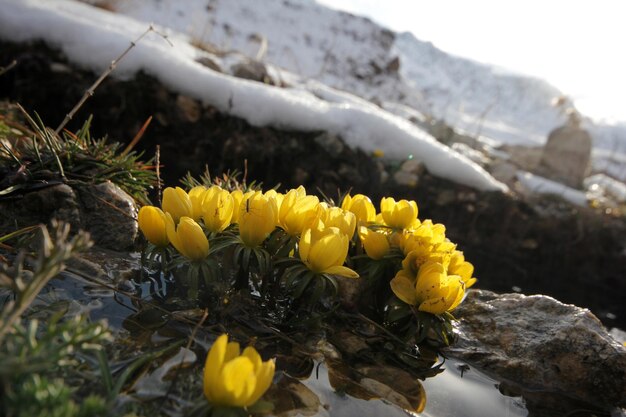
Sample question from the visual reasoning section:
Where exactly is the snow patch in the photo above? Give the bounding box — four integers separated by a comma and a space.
516, 171, 588, 207
0, 0, 507, 192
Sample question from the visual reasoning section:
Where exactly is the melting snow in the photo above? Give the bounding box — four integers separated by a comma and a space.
0, 0, 508, 192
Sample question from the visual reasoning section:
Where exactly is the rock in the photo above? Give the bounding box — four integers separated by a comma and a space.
428, 120, 456, 144
175, 94, 201, 123
314, 132, 344, 157
0, 182, 138, 251
444, 290, 626, 411
18, 183, 82, 231
536, 116, 592, 189
74, 248, 141, 284
230, 60, 272, 84
385, 56, 401, 73
195, 56, 222, 73
75, 182, 138, 250
393, 158, 424, 187
488, 160, 518, 187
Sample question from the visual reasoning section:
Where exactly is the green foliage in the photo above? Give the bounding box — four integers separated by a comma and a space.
0, 221, 92, 343
4, 375, 107, 417
0, 315, 109, 379
0, 107, 156, 204
0, 221, 110, 417
180, 166, 263, 193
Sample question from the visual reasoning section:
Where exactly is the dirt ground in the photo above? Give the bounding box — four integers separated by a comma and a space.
1, 41, 625, 329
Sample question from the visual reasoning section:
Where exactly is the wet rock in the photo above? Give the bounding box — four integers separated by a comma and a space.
445, 289, 626, 410
75, 248, 141, 283
75, 181, 138, 250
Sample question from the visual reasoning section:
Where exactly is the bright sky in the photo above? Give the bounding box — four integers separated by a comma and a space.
317, 0, 626, 123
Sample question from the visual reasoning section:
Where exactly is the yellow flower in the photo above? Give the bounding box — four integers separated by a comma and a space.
230, 190, 256, 223
299, 224, 358, 278
448, 250, 477, 288
138, 206, 169, 247
390, 261, 464, 314
358, 226, 390, 260
321, 206, 357, 237
264, 189, 284, 211
162, 187, 193, 223
278, 187, 320, 236
203, 334, 275, 408
341, 194, 376, 224
402, 246, 433, 274
239, 192, 278, 247
165, 214, 209, 261
202, 186, 234, 233
380, 197, 419, 230
189, 186, 208, 221
399, 220, 447, 255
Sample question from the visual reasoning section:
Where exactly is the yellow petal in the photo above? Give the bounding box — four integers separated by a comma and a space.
138, 206, 169, 247
359, 226, 390, 260
324, 265, 359, 278
162, 187, 192, 222
391, 273, 418, 305
299, 228, 312, 262
165, 212, 184, 255
221, 357, 256, 407
177, 217, 209, 261
242, 346, 262, 369
248, 359, 275, 405
204, 334, 228, 402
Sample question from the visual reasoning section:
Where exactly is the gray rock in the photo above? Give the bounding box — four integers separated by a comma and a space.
444, 290, 626, 410
75, 182, 138, 251
537, 118, 592, 189
314, 132, 344, 157
195, 56, 222, 73
393, 158, 424, 187
230, 60, 272, 84
488, 160, 518, 186
18, 183, 82, 231
1, 182, 138, 251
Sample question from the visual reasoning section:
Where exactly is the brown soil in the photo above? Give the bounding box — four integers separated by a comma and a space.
1, 41, 625, 329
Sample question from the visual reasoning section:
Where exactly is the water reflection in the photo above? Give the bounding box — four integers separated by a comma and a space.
38, 269, 530, 417
420, 359, 527, 417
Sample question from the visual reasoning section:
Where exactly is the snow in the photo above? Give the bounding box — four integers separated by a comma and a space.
0, 0, 508, 192
101, 0, 625, 182
516, 171, 588, 207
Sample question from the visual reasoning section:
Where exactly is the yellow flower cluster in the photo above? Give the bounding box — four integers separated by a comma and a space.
345, 195, 477, 314
138, 185, 359, 277
138, 185, 476, 314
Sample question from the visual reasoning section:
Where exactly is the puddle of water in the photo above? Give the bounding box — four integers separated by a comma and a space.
419, 359, 527, 417
301, 360, 526, 417
29, 269, 533, 417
